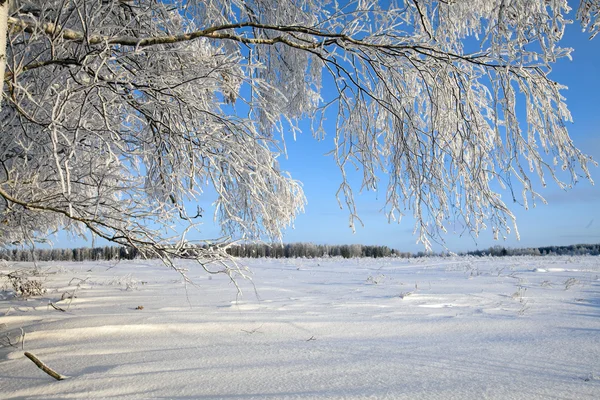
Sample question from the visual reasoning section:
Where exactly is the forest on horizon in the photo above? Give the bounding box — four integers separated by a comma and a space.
1, 242, 599, 263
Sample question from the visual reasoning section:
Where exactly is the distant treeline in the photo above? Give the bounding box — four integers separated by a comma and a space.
0, 246, 140, 263
462, 243, 600, 257
0, 242, 598, 262
0, 243, 408, 262
225, 243, 410, 259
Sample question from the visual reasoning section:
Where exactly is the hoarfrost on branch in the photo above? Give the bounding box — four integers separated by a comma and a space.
0, 0, 598, 269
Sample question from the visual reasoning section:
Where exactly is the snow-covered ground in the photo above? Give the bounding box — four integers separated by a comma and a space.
1, 256, 599, 399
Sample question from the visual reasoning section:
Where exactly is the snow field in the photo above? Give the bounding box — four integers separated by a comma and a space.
1, 256, 599, 399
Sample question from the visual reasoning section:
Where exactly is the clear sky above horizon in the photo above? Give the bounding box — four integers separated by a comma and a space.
269, 18, 600, 253
56, 8, 600, 254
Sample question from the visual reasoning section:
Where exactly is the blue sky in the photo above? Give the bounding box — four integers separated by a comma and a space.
273, 21, 600, 253
57, 10, 600, 253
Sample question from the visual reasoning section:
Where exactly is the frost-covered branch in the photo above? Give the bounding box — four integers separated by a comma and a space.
578, 0, 600, 38
0, 0, 597, 266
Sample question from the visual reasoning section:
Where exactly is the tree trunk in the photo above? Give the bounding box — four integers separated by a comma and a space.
0, 0, 9, 111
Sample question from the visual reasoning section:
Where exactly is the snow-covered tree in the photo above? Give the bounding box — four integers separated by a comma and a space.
0, 1, 598, 273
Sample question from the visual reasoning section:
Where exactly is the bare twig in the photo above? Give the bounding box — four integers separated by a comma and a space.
241, 324, 264, 334
49, 302, 66, 312
24, 352, 69, 380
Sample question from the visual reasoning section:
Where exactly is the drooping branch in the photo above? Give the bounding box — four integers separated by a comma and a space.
578, 0, 600, 38
1, 0, 597, 260
6, 18, 346, 47
4, 13, 541, 84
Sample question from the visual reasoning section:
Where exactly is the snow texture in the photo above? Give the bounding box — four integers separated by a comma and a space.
1, 255, 599, 399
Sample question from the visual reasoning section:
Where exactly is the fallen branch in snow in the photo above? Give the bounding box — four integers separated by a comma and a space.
241, 324, 263, 334
49, 302, 66, 312
1, 331, 17, 348
0, 327, 24, 349
24, 352, 69, 380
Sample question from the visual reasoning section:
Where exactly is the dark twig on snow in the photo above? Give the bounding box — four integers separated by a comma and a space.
24, 352, 69, 380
